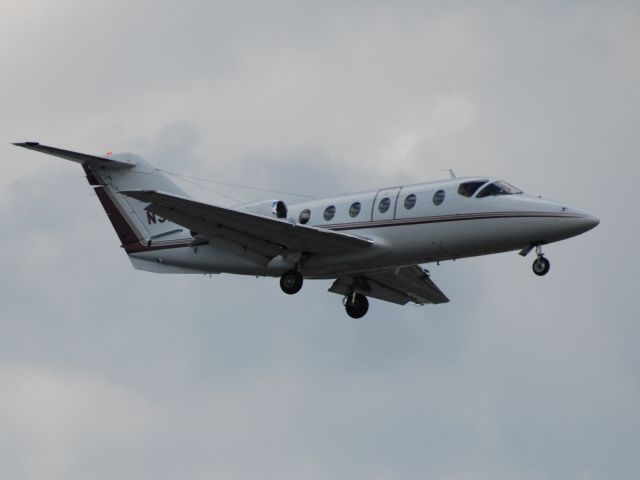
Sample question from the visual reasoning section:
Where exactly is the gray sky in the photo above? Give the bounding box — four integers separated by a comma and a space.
1, 1, 638, 479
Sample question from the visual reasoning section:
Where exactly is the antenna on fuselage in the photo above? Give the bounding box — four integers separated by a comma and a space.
444, 169, 457, 179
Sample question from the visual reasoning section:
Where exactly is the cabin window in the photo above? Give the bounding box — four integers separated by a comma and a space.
458, 180, 488, 197
349, 202, 361, 218
378, 197, 391, 213
323, 205, 336, 221
299, 209, 311, 224
476, 181, 522, 198
404, 194, 416, 210
433, 190, 445, 206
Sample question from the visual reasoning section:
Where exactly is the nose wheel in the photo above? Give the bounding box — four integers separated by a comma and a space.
532, 245, 551, 276
280, 269, 303, 294
343, 293, 369, 318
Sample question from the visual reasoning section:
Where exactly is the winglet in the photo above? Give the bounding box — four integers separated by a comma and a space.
13, 142, 136, 169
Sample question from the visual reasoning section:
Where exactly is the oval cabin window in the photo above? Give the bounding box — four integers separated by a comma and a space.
378, 197, 391, 213
323, 205, 336, 221
299, 209, 311, 224
349, 202, 361, 218
433, 190, 445, 206
404, 194, 416, 210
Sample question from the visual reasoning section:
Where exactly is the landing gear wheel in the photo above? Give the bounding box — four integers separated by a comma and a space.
532, 256, 550, 276
344, 293, 369, 319
280, 270, 303, 294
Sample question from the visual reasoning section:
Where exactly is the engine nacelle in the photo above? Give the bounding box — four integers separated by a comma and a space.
243, 199, 288, 219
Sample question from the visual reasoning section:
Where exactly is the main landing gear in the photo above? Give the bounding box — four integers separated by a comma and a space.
280, 269, 303, 294
279, 270, 371, 319
343, 292, 369, 319
532, 244, 551, 276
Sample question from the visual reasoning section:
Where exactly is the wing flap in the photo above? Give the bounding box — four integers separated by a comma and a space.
13, 142, 135, 169
329, 276, 411, 305
329, 265, 449, 305
121, 190, 373, 256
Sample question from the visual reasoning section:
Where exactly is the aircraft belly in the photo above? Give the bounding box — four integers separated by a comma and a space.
520, 216, 581, 244
308, 217, 531, 275
129, 245, 273, 276
426, 218, 530, 258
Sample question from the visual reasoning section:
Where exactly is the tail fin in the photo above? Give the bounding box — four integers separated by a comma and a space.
14, 142, 192, 253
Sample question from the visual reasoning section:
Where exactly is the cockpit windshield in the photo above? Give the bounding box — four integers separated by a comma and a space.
458, 180, 488, 197
476, 180, 522, 198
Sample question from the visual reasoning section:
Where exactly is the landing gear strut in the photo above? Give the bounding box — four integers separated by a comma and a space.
532, 245, 551, 276
280, 269, 303, 294
343, 292, 369, 319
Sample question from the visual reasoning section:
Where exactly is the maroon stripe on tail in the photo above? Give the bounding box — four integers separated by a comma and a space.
83, 164, 142, 251
82, 164, 103, 186
93, 186, 142, 250
83, 164, 191, 254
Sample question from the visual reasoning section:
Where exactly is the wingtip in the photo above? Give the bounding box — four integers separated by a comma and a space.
12, 141, 40, 147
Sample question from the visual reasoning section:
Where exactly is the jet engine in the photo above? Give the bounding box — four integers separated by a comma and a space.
243, 200, 288, 219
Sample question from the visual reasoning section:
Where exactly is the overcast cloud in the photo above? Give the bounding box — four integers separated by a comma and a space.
1, 1, 639, 479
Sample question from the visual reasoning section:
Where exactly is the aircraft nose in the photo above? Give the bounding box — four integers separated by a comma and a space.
520, 197, 599, 243
584, 213, 600, 230
565, 207, 600, 235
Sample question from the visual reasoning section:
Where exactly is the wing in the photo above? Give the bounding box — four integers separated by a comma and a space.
121, 190, 373, 262
13, 142, 135, 169
329, 265, 449, 305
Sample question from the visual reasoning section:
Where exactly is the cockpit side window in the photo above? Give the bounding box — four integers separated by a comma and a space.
458, 180, 488, 197
476, 181, 522, 198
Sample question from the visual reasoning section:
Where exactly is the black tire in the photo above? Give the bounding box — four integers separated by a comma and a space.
532, 256, 551, 276
280, 270, 303, 294
345, 293, 369, 319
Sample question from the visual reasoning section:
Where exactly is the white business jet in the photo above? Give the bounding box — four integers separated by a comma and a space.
14, 142, 599, 318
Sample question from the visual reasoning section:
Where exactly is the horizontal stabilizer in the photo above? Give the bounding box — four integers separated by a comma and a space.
13, 142, 135, 169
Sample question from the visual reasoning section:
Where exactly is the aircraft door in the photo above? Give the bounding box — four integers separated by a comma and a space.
372, 187, 402, 222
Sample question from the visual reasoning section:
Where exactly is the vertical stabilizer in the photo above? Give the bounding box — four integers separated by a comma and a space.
83, 153, 192, 252
13, 143, 192, 253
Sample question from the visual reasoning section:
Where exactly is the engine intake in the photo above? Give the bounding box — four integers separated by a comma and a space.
243, 199, 289, 219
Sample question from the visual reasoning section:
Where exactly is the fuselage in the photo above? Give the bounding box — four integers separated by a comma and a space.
130, 176, 599, 278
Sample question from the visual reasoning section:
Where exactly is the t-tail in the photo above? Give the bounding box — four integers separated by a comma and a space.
13, 142, 193, 257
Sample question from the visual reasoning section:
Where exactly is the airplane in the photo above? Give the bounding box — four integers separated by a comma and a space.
13, 142, 599, 318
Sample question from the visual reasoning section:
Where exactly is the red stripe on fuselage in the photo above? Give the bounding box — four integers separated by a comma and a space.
322, 212, 583, 231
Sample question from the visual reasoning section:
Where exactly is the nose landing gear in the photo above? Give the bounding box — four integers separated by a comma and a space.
532, 245, 551, 276
343, 292, 369, 318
